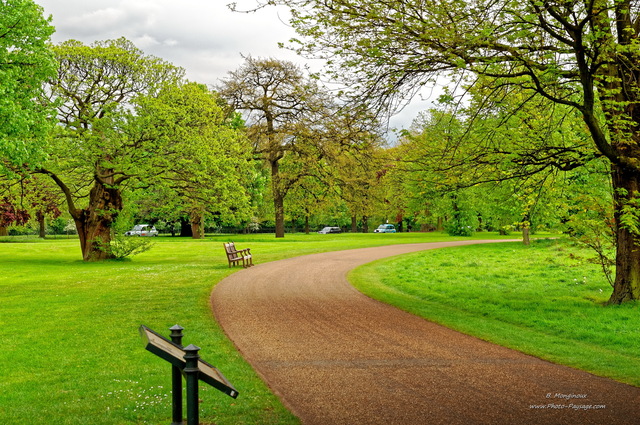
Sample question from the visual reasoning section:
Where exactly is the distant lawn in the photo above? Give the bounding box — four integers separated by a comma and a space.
350, 239, 640, 387
0, 231, 514, 425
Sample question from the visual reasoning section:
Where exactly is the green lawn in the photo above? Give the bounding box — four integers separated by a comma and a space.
2, 233, 636, 425
0, 231, 497, 425
350, 238, 640, 387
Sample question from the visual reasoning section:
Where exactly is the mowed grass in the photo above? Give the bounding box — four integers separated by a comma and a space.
0, 231, 505, 425
350, 239, 640, 387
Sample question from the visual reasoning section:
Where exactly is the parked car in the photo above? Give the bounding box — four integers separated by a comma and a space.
374, 224, 396, 233
124, 224, 158, 237
318, 226, 342, 234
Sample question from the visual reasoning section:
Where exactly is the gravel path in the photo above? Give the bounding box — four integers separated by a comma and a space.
211, 241, 640, 425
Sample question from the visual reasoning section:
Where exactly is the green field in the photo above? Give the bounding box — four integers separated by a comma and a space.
1, 232, 637, 425
0, 232, 489, 425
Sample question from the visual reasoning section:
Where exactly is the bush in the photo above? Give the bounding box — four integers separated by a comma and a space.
49, 217, 67, 235
445, 210, 476, 236
107, 234, 154, 260
105, 213, 154, 260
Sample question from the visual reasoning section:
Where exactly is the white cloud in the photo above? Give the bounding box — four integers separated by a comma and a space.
36, 0, 429, 130
38, 0, 301, 81
132, 34, 161, 50
64, 7, 127, 32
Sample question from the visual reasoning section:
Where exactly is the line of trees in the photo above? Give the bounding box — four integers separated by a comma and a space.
2, 1, 635, 305
1, 1, 389, 256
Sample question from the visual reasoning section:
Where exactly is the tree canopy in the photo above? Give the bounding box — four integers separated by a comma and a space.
38, 38, 250, 260
0, 0, 57, 174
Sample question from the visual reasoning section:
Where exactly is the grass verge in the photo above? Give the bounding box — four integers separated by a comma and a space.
349, 239, 640, 387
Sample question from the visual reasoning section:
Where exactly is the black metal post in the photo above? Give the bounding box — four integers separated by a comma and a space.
169, 325, 184, 425
183, 344, 201, 425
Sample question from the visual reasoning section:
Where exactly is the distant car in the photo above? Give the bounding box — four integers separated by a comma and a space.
124, 224, 158, 237
318, 226, 342, 234
374, 224, 396, 233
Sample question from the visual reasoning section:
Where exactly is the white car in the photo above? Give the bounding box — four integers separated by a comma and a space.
318, 226, 342, 234
124, 224, 158, 237
374, 224, 396, 233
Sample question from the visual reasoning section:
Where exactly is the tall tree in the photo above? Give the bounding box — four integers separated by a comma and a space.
263, 0, 640, 303
0, 0, 56, 174
325, 106, 386, 232
127, 82, 252, 239
38, 38, 184, 260
219, 56, 331, 237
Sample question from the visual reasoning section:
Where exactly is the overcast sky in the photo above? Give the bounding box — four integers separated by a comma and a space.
36, 0, 432, 132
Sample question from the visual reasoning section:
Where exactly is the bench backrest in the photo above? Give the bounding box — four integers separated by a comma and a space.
224, 242, 240, 259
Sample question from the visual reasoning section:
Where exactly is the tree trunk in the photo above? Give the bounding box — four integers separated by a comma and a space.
522, 213, 530, 246
272, 160, 285, 238
351, 216, 357, 233
304, 215, 310, 234
74, 180, 123, 261
189, 210, 204, 239
190, 222, 203, 239
274, 192, 285, 238
37, 211, 46, 238
0, 226, 7, 236
608, 164, 640, 304
362, 215, 369, 233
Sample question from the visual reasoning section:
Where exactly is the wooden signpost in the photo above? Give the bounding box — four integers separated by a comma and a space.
140, 325, 239, 425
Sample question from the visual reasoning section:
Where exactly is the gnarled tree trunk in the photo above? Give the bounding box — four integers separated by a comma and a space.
39, 167, 123, 261
190, 210, 204, 239
73, 179, 123, 261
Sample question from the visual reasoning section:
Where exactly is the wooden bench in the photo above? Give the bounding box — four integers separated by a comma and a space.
223, 242, 253, 268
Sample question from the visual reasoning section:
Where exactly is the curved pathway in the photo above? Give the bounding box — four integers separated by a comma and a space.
211, 241, 640, 425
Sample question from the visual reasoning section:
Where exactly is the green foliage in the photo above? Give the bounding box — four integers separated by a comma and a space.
0, 0, 57, 174
123, 82, 253, 228
388, 99, 581, 239
218, 57, 387, 236
618, 189, 640, 238
48, 217, 67, 234
105, 210, 155, 260
47, 37, 185, 184
444, 210, 476, 236
106, 234, 154, 260
560, 163, 616, 287
37, 38, 186, 259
